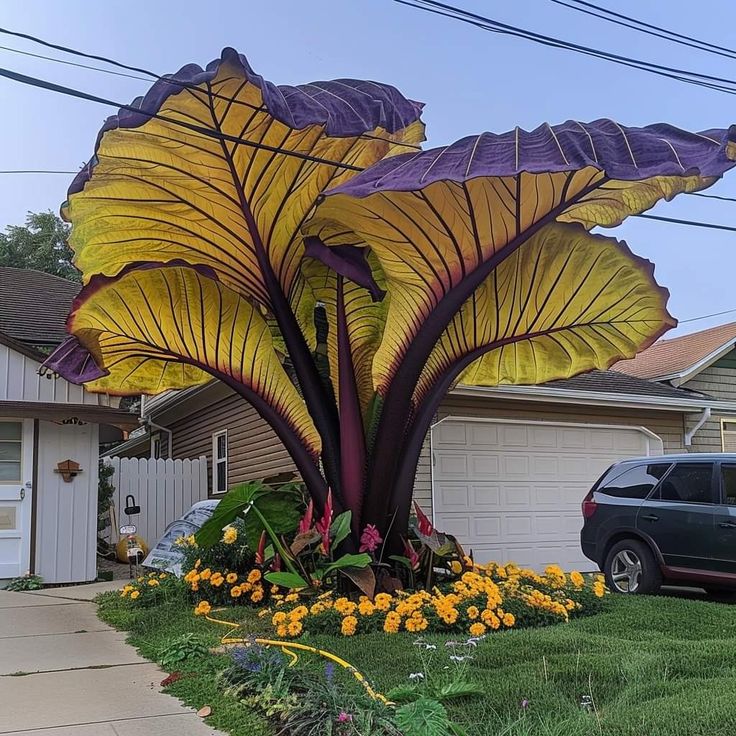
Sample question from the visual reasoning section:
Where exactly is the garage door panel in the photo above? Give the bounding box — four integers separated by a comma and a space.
433, 419, 661, 572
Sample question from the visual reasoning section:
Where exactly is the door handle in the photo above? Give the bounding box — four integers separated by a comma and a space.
719, 521, 736, 529
641, 514, 659, 522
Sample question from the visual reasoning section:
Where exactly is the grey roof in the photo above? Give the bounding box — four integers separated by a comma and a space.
545, 369, 711, 401
0, 267, 79, 347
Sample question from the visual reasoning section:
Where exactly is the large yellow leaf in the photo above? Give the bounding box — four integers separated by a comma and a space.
69, 265, 321, 457
66, 48, 424, 309
415, 222, 674, 404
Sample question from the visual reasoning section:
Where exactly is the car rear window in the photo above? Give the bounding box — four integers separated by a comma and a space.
597, 463, 671, 499
656, 463, 714, 504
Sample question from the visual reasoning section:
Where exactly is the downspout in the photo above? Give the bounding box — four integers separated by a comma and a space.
146, 419, 173, 459
685, 407, 711, 447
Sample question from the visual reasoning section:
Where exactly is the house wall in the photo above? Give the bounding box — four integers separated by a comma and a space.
681, 350, 736, 452
168, 390, 297, 493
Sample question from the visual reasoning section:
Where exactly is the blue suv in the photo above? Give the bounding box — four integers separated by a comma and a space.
580, 454, 736, 595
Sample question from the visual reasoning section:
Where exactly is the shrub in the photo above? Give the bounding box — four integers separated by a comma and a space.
157, 632, 210, 669
262, 563, 608, 638
5, 574, 43, 591
119, 571, 183, 607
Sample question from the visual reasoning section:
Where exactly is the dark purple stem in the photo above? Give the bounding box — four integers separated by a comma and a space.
336, 274, 368, 536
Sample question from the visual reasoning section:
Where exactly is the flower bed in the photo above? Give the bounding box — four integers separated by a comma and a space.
260, 563, 607, 638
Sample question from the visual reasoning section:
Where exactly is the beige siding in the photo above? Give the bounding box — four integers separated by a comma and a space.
681, 352, 736, 453
414, 395, 686, 515
169, 391, 296, 493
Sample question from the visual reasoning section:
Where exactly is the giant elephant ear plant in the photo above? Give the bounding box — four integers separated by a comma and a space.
45, 47, 736, 553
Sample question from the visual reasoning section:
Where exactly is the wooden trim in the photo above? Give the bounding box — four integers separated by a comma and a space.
0, 401, 139, 429
28, 418, 39, 575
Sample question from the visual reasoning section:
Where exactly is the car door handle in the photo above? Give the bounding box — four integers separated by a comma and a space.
641, 514, 659, 522
719, 521, 736, 529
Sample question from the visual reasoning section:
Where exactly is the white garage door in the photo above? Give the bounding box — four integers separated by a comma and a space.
431, 418, 663, 571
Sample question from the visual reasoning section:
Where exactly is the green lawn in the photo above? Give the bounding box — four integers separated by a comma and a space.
97, 590, 736, 736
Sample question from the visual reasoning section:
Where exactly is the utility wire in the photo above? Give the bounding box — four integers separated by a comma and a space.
552, 0, 736, 61
680, 308, 736, 324
396, 0, 736, 95
636, 213, 736, 233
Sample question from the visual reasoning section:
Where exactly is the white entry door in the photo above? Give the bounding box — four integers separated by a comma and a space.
432, 418, 663, 571
0, 419, 33, 580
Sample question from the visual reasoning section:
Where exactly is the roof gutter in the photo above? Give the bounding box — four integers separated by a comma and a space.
451, 384, 736, 413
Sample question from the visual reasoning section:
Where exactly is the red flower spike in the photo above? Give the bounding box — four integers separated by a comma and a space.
255, 530, 267, 565
414, 501, 434, 537
402, 537, 420, 571
298, 499, 314, 535
271, 553, 282, 572
315, 489, 333, 555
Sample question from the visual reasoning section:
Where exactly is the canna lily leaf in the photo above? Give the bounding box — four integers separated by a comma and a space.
305, 121, 736, 397
65, 47, 424, 310
414, 221, 674, 405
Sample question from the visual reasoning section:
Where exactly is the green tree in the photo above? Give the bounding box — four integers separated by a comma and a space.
0, 211, 79, 281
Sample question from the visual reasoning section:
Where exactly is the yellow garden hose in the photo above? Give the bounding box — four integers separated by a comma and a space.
204, 610, 392, 704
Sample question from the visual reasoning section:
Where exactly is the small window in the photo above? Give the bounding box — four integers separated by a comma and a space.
0, 421, 22, 483
723, 422, 736, 452
721, 465, 736, 505
212, 430, 228, 494
657, 463, 714, 504
597, 463, 671, 499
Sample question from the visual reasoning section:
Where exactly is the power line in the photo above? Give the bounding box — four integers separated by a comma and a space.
680, 308, 736, 324
0, 65, 366, 172
396, 0, 736, 95
636, 213, 736, 233
0, 44, 150, 81
552, 0, 736, 62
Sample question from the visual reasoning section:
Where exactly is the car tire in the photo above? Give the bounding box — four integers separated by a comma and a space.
604, 539, 662, 595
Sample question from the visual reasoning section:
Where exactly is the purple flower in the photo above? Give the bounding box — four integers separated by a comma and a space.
521, 698, 530, 709
359, 524, 383, 553
324, 662, 335, 684
337, 711, 353, 722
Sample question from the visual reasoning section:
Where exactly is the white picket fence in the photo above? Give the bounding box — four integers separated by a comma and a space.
107, 456, 208, 547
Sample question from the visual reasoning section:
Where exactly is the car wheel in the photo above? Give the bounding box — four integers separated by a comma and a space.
604, 539, 662, 595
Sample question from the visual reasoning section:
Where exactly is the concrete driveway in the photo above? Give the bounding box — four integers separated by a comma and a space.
0, 582, 223, 735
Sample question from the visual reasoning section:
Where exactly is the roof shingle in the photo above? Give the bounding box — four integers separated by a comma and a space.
614, 322, 736, 380
0, 267, 79, 347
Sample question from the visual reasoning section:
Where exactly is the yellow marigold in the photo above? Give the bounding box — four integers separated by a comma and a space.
130, 590, 140, 600
272, 610, 287, 624
284, 592, 299, 603
270, 585, 280, 594
570, 571, 585, 588
450, 560, 463, 574
222, 526, 238, 544
147, 578, 159, 587
593, 581, 606, 598
310, 602, 325, 615
405, 614, 428, 633
230, 585, 242, 598
187, 535, 197, 547
341, 615, 358, 636
194, 600, 211, 616
467, 606, 479, 620
287, 620, 303, 637
502, 612, 515, 627
383, 612, 401, 634
358, 600, 375, 616
191, 581, 199, 591
251, 587, 264, 603
226, 572, 238, 584
374, 593, 393, 612
210, 574, 225, 588
334, 598, 357, 616
199, 568, 211, 581
276, 624, 288, 637
247, 569, 262, 584
290, 605, 309, 620
469, 622, 486, 637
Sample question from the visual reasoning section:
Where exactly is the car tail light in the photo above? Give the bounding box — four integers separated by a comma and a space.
582, 491, 598, 519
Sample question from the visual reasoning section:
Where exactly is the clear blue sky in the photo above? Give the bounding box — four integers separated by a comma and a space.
1, 0, 734, 336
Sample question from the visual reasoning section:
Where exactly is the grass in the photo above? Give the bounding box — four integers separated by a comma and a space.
97, 589, 736, 736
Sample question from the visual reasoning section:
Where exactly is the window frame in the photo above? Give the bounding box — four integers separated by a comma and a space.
212, 429, 228, 495
650, 460, 717, 505
717, 461, 736, 506
721, 418, 736, 452
0, 420, 23, 485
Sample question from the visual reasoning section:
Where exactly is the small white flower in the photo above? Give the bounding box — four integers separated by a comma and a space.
449, 654, 473, 662
408, 672, 425, 681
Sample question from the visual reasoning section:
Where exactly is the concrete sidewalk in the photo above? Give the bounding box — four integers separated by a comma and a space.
0, 582, 223, 735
